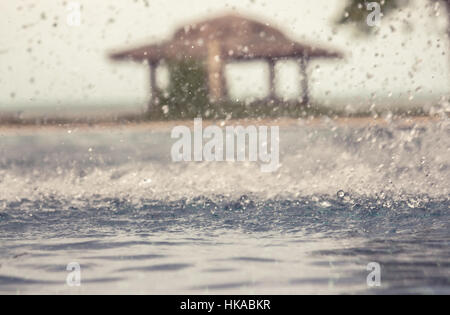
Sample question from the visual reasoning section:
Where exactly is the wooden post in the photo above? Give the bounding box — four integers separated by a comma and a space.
149, 61, 160, 112
299, 56, 310, 106
268, 58, 277, 100
207, 40, 224, 102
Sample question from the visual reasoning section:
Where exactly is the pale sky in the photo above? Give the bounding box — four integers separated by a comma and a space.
0, 0, 449, 112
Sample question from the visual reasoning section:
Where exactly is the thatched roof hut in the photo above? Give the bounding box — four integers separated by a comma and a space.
110, 13, 344, 112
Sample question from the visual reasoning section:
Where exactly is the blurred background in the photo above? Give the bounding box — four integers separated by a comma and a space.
0, 0, 449, 121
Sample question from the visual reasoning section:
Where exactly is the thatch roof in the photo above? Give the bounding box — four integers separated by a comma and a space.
110, 14, 343, 62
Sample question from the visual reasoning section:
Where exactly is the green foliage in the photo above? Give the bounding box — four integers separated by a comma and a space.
336, 0, 404, 33
158, 58, 209, 119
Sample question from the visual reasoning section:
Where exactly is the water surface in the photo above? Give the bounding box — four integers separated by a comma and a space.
0, 119, 448, 294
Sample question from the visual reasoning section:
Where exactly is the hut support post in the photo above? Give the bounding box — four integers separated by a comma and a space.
149, 61, 160, 112
299, 56, 310, 106
268, 58, 277, 101
207, 41, 225, 102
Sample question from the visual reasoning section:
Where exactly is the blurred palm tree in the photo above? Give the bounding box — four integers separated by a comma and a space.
337, 0, 450, 108
337, 0, 450, 37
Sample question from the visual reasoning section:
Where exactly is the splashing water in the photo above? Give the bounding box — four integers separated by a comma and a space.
0, 118, 448, 294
